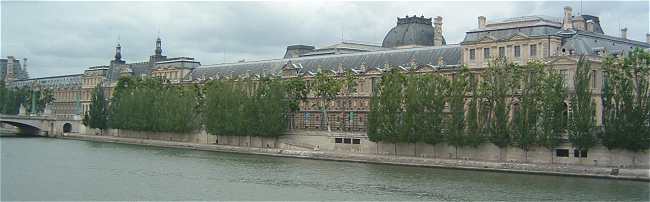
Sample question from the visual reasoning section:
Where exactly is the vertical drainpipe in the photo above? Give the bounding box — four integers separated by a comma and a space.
546, 35, 551, 57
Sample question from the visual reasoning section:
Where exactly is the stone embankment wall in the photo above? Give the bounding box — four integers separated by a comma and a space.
83, 128, 649, 168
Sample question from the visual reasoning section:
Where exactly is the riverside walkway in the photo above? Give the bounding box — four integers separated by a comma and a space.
61, 133, 649, 181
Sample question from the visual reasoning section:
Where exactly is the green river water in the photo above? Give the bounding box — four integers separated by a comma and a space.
1, 135, 648, 201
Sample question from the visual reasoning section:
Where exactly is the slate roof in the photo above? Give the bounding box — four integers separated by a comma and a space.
561, 30, 650, 56
463, 25, 562, 44
300, 42, 387, 57
473, 15, 562, 32
11, 74, 82, 89
192, 45, 462, 79
382, 16, 444, 48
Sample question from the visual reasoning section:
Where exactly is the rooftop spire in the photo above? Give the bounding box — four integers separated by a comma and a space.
155, 37, 162, 56
114, 43, 122, 61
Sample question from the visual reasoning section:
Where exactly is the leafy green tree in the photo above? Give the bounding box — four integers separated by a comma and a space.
482, 58, 513, 160
285, 76, 309, 129
421, 74, 448, 147
512, 62, 544, 161
446, 67, 469, 158
367, 68, 406, 153
538, 66, 567, 162
402, 73, 419, 144
568, 56, 597, 155
87, 84, 108, 131
109, 77, 198, 133
313, 71, 342, 132
601, 48, 650, 158
204, 77, 288, 138
465, 71, 484, 148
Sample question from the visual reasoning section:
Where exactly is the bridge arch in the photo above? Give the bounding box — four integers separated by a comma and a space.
0, 120, 42, 135
63, 123, 72, 133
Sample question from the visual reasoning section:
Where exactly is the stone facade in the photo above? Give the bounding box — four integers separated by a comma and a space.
8, 5, 650, 168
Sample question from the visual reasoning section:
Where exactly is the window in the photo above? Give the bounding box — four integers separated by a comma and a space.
483, 48, 491, 59
574, 150, 588, 158
335, 138, 343, 143
343, 138, 352, 144
353, 139, 361, 144
514, 46, 521, 57
591, 70, 597, 88
556, 149, 569, 157
498, 47, 505, 58
469, 49, 476, 60
530, 44, 537, 57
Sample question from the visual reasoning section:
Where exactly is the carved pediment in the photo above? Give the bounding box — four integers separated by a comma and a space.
507, 32, 530, 41
365, 67, 383, 75
546, 56, 579, 66
479, 36, 497, 43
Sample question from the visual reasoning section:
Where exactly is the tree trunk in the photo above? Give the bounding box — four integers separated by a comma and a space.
433, 144, 436, 159
394, 143, 397, 156
550, 149, 554, 164
524, 148, 528, 163
376, 142, 379, 154
455, 146, 459, 159
414, 143, 417, 157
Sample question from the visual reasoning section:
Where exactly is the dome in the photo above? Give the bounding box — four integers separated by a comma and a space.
382, 15, 441, 48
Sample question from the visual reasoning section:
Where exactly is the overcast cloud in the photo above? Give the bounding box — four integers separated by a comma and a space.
1, 1, 648, 78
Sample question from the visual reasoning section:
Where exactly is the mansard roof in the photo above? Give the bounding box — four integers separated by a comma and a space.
192, 45, 462, 79
463, 25, 562, 44
560, 30, 650, 56
11, 74, 82, 89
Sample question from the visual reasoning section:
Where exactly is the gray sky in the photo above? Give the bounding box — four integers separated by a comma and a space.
2, 1, 648, 78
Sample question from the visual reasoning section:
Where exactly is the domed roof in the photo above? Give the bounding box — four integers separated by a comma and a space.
382, 15, 440, 48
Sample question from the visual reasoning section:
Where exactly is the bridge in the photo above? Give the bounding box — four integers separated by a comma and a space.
0, 114, 80, 136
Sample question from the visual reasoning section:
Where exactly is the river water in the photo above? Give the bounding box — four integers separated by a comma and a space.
1, 135, 648, 201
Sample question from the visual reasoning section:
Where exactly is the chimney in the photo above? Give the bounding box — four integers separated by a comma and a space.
586, 20, 594, 32
646, 33, 650, 44
562, 6, 573, 30
573, 15, 585, 31
621, 28, 628, 39
283, 45, 315, 59
478, 16, 486, 29
433, 16, 444, 46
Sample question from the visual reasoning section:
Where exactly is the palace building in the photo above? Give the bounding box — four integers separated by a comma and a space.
5, 6, 650, 163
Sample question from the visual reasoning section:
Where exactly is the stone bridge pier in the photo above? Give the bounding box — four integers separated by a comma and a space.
0, 114, 81, 136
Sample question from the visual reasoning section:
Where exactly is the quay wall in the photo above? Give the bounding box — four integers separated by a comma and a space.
82, 128, 649, 169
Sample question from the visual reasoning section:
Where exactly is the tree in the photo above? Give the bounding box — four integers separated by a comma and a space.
367, 68, 405, 154
87, 84, 108, 131
512, 62, 544, 161
421, 74, 448, 147
109, 77, 198, 133
483, 58, 513, 160
285, 76, 309, 129
568, 56, 597, 155
465, 71, 484, 148
313, 70, 342, 132
446, 67, 469, 158
600, 48, 650, 159
538, 65, 567, 162
342, 69, 358, 131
